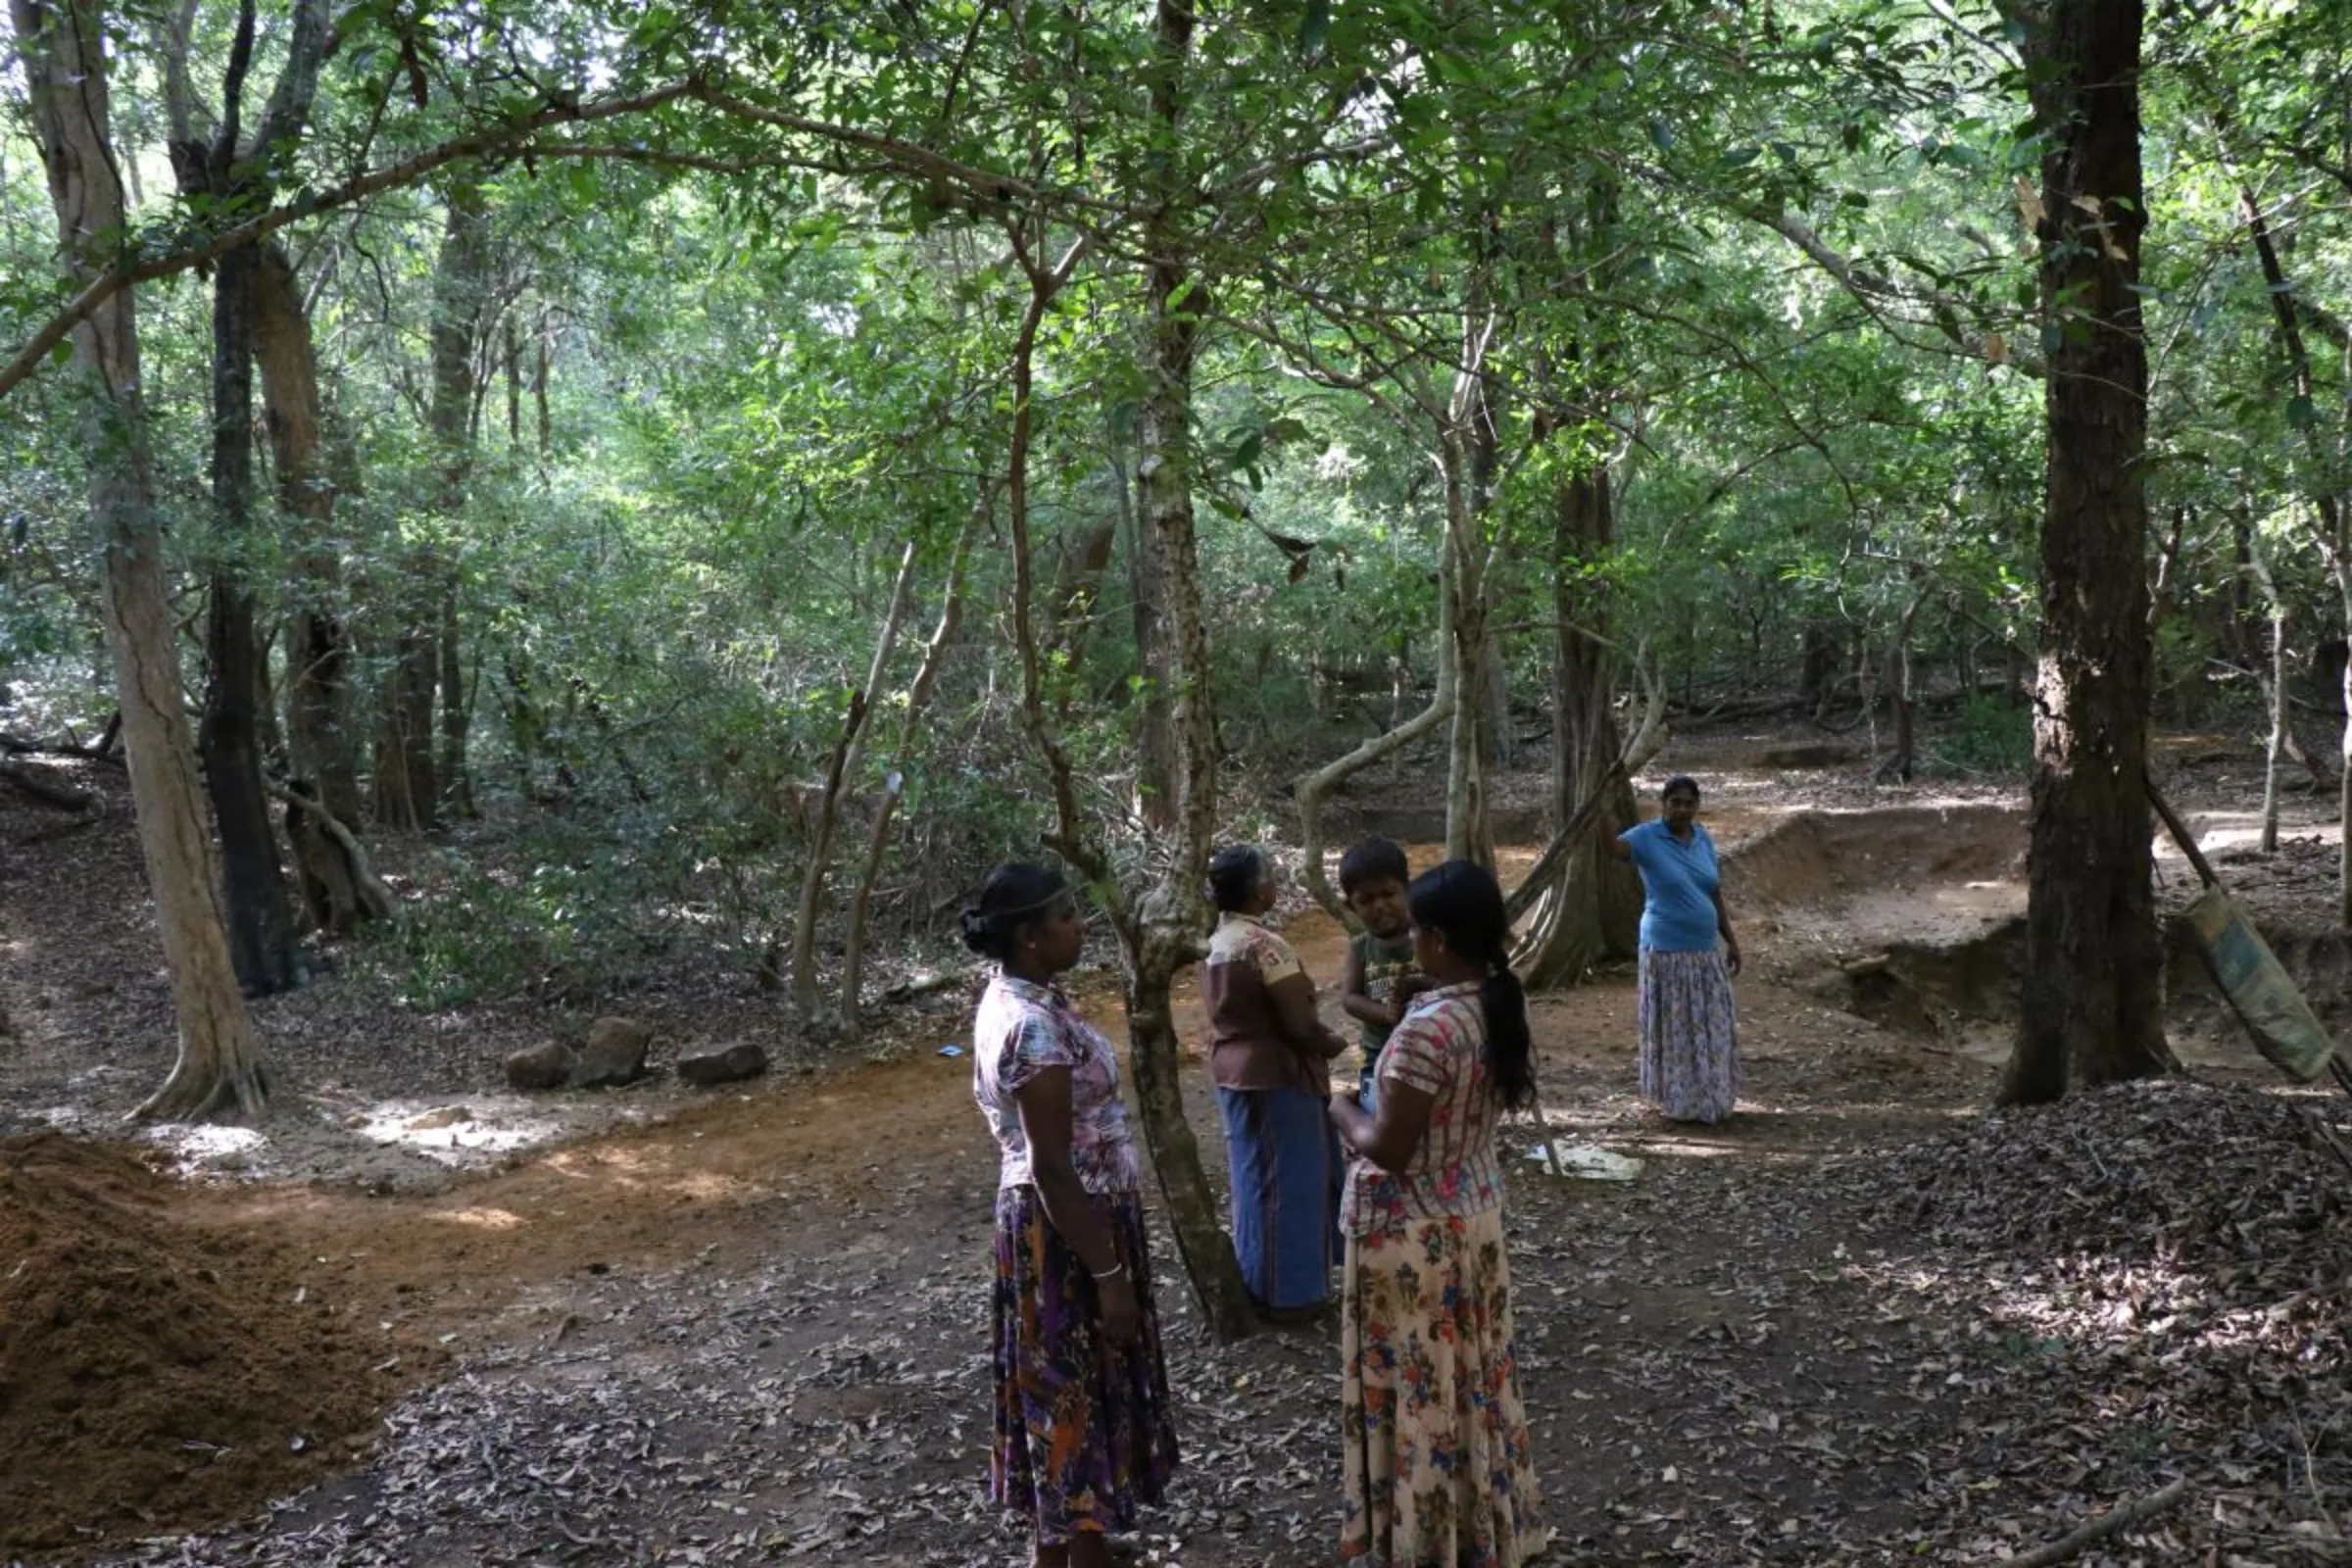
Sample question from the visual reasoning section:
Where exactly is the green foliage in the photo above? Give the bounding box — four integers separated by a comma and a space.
7, 0, 2352, 1017
1933, 694, 2034, 779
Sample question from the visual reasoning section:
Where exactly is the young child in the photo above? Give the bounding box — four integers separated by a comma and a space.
1337, 837, 1427, 1111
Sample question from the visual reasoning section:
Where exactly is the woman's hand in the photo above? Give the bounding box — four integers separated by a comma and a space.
1723, 935, 1743, 977
1097, 1270, 1141, 1345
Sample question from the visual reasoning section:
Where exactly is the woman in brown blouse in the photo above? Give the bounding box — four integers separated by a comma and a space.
1202, 845, 1350, 1321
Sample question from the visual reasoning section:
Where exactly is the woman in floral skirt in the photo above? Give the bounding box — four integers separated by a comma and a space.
965, 864, 1179, 1567
1609, 773, 1742, 1124
1328, 859, 1545, 1567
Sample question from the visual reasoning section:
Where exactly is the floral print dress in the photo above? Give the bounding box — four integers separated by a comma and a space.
1338, 982, 1545, 1567
972, 973, 1179, 1545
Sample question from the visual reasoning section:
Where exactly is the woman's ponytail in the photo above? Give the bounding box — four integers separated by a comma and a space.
1406, 859, 1538, 1112
1481, 956, 1536, 1110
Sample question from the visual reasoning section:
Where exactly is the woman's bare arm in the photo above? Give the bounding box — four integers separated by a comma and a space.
1330, 1079, 1436, 1172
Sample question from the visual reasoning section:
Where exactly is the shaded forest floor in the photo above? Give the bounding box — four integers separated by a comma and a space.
2, 724, 2349, 1565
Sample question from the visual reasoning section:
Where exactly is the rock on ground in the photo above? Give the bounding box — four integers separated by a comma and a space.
503, 1042, 576, 1093
573, 1017, 654, 1089
676, 1043, 768, 1087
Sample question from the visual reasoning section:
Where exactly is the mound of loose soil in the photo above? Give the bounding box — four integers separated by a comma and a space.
1729, 803, 2024, 910
0, 1133, 397, 1555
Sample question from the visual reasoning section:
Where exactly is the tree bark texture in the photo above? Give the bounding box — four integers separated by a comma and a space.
429, 176, 490, 820
2000, 0, 2171, 1103
12, 0, 269, 1119
163, 0, 324, 996
199, 240, 307, 994
252, 242, 363, 831
1442, 309, 1499, 869
1122, 0, 1257, 1340
1518, 464, 1641, 988
1130, 460, 1181, 830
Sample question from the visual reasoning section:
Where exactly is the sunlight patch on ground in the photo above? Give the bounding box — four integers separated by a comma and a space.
350, 1097, 573, 1165
138, 1123, 268, 1164
2162, 808, 2345, 855
428, 1205, 526, 1230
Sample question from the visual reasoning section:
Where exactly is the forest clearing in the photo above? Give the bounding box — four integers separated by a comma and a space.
4, 734, 2350, 1566
6, 0, 2352, 1563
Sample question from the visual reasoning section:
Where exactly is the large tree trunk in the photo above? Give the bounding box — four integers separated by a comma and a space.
163, 0, 315, 995
198, 241, 307, 994
1518, 464, 1642, 988
1130, 11, 1255, 1331
252, 243, 363, 833
373, 625, 440, 829
13, 0, 269, 1119
1999, 0, 2171, 1103
428, 177, 489, 820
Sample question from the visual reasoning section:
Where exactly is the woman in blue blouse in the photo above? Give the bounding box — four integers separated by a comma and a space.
1607, 774, 1742, 1123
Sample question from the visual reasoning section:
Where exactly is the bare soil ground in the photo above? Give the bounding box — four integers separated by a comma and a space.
1, 726, 2347, 1566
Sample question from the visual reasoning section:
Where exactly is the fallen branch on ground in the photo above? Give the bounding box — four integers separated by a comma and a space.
880, 968, 972, 1005
1990, 1476, 2191, 1568
0, 759, 98, 813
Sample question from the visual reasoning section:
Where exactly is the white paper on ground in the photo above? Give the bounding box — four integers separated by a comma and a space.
1522, 1142, 1642, 1181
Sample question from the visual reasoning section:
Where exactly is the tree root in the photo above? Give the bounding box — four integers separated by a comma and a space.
129, 1054, 270, 1124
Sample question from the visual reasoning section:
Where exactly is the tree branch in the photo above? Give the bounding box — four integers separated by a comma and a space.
0, 77, 697, 401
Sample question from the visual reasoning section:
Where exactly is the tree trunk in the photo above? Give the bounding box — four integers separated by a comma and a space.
841, 526, 971, 1036
1130, 456, 1181, 830
12, 0, 269, 1119
428, 178, 489, 820
791, 539, 918, 1024
1999, 0, 2171, 1104
1442, 305, 1499, 868
252, 242, 363, 833
2264, 602, 2287, 854
1131, 11, 1254, 1331
373, 626, 440, 828
2234, 183, 2352, 923
197, 242, 307, 996
1517, 463, 1642, 988
437, 583, 472, 818
534, 326, 553, 457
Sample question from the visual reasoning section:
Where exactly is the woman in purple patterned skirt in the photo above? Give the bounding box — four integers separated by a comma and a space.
965, 864, 1180, 1567
1609, 774, 1742, 1123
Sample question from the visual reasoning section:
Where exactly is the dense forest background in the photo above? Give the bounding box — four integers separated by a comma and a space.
2, 0, 2348, 1124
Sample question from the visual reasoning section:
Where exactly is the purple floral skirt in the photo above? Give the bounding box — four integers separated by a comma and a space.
1637, 947, 1740, 1123
991, 1184, 1180, 1544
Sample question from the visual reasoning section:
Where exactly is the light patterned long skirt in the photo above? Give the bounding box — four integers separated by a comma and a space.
1340, 1207, 1544, 1568
1637, 946, 1740, 1123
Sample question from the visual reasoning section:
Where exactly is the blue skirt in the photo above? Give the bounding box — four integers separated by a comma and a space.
1217, 1084, 1342, 1310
